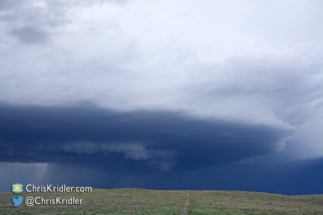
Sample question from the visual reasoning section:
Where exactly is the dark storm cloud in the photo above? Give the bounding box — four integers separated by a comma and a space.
0, 103, 290, 173
295, 157, 323, 170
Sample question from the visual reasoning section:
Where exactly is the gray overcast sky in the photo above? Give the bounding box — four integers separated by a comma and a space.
0, 0, 323, 194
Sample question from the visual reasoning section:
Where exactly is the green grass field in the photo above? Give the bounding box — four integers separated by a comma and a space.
0, 188, 322, 215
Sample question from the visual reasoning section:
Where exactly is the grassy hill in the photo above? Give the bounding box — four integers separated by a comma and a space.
1, 188, 322, 215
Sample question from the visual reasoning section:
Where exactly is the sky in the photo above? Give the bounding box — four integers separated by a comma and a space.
0, 0, 323, 195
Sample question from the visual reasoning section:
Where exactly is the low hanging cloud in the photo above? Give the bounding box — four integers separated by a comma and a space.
44, 142, 177, 172
0, 103, 291, 173
60, 142, 153, 160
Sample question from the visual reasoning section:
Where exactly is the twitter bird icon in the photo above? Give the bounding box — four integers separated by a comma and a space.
12, 196, 24, 207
